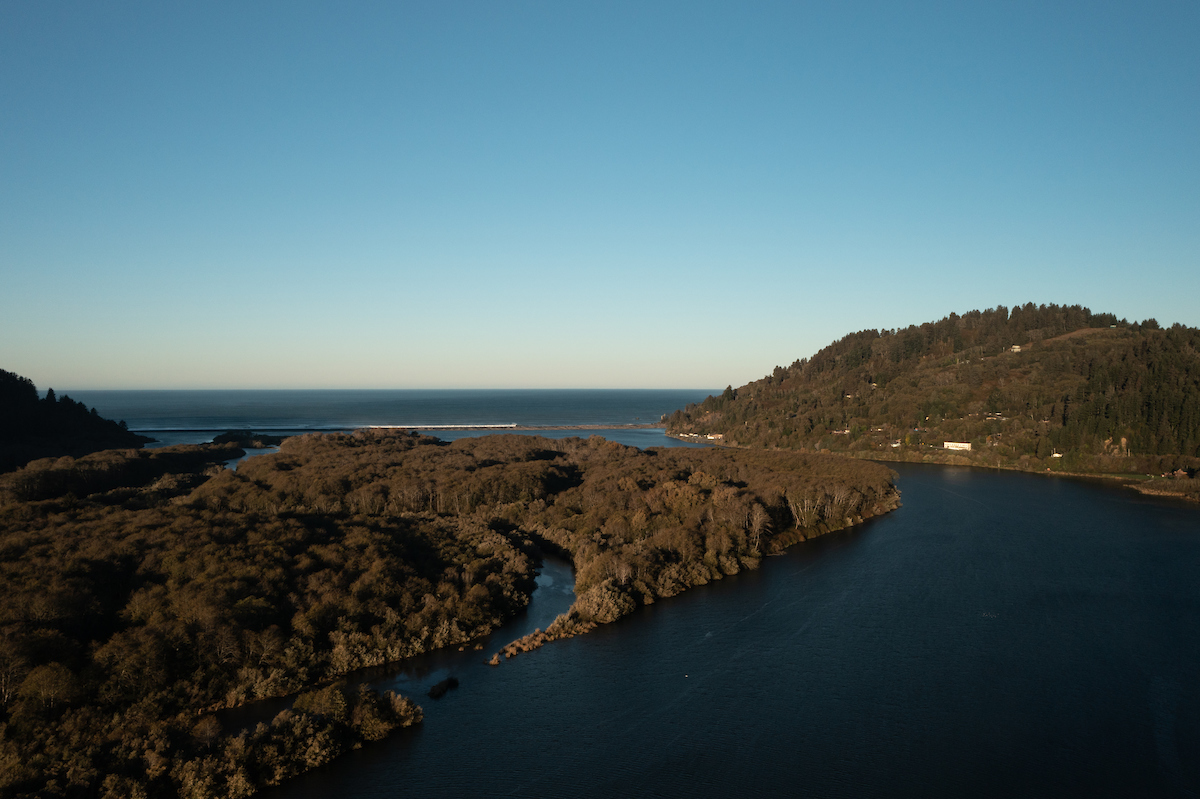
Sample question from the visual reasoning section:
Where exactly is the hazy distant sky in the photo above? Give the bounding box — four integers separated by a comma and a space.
2, 2, 1197, 389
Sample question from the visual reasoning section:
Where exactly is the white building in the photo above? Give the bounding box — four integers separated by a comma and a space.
943, 442, 972, 451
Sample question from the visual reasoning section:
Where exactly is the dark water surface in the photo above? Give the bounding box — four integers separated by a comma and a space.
220, 558, 579, 736
62, 388, 716, 450
269, 463, 1200, 799
63, 389, 716, 443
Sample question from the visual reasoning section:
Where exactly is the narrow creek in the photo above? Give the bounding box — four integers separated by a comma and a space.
221, 555, 576, 731
360, 555, 576, 701
217, 441, 578, 729
223, 445, 281, 470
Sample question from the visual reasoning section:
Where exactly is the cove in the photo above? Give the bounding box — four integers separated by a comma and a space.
268, 463, 1200, 798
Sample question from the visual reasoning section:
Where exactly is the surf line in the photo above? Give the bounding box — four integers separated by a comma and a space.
368, 424, 519, 430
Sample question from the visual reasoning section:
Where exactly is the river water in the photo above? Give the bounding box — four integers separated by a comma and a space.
265, 463, 1200, 798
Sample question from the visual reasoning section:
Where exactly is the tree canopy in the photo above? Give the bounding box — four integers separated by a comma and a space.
667, 304, 1200, 483
0, 430, 897, 797
0, 368, 149, 473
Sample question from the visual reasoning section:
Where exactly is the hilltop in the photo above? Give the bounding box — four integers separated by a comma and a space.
666, 303, 1200, 499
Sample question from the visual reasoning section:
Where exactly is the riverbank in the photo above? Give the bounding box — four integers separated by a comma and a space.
864, 450, 1200, 503
267, 461, 1200, 799
373, 423, 661, 431
488, 488, 903, 664
665, 433, 1200, 504
487, 448, 902, 664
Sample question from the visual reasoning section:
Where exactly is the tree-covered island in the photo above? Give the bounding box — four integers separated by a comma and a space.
667, 304, 1200, 502
0, 413, 898, 797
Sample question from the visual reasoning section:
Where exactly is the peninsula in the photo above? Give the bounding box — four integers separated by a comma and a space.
0, 424, 898, 797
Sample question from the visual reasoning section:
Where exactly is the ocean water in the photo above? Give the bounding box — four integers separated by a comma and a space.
62, 388, 718, 449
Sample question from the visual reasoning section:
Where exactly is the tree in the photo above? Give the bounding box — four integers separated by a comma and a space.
17, 662, 78, 709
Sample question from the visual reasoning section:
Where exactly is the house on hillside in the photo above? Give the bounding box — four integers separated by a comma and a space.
944, 442, 972, 451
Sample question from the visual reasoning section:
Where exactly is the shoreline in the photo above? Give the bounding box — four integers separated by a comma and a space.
135, 423, 663, 434
664, 433, 1199, 503
488, 468, 903, 665
373, 423, 662, 431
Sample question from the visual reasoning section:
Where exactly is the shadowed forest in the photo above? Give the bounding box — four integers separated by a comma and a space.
0, 370, 149, 473
0, 430, 897, 798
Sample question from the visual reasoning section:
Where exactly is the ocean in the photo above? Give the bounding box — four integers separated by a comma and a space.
62, 388, 719, 449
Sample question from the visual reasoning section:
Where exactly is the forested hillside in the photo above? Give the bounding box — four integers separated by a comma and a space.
0, 369, 149, 472
0, 430, 897, 797
667, 304, 1200, 488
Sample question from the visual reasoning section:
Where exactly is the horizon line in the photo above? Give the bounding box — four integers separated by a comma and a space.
57, 386, 723, 393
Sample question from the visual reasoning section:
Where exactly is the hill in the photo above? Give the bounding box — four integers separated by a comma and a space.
0, 368, 150, 472
666, 303, 1200, 498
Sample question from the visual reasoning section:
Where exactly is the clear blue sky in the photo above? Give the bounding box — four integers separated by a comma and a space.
2, 2, 1197, 389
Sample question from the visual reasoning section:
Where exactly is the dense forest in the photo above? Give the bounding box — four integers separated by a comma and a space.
667, 304, 1200, 498
0, 430, 897, 797
0, 370, 149, 473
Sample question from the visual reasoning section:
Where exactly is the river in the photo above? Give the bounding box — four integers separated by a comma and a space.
269, 462, 1200, 798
